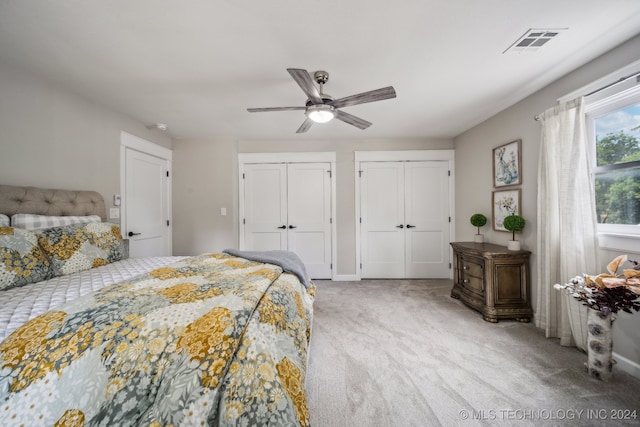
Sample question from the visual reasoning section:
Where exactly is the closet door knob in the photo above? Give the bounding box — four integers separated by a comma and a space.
277, 225, 287, 229
406, 224, 416, 228
289, 225, 297, 229
128, 231, 141, 237
396, 224, 404, 228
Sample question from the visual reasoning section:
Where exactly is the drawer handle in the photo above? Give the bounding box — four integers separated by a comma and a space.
463, 279, 469, 284
463, 266, 468, 270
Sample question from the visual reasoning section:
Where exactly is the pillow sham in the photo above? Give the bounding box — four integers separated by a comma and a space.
0, 227, 52, 290
36, 222, 126, 276
11, 214, 102, 230
0, 214, 9, 227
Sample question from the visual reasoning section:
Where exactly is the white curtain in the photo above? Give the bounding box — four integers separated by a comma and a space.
536, 97, 599, 348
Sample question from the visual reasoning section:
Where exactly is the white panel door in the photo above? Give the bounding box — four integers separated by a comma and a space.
360, 161, 450, 278
287, 163, 332, 279
242, 162, 332, 278
404, 161, 450, 278
125, 148, 169, 257
243, 164, 287, 251
360, 162, 405, 278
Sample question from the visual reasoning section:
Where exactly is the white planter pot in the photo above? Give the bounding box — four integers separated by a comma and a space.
474, 234, 484, 243
507, 240, 520, 251
586, 309, 615, 381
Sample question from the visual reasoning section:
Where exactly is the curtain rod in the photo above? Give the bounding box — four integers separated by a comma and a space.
585, 70, 640, 97
534, 70, 640, 122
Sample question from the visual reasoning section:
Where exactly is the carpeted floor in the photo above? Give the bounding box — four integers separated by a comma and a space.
305, 279, 640, 426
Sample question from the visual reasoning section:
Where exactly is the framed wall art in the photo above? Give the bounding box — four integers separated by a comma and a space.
492, 189, 521, 231
493, 139, 522, 187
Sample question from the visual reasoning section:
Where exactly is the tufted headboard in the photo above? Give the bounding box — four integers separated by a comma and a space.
0, 185, 107, 221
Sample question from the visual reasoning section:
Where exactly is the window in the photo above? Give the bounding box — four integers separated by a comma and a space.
585, 74, 640, 251
593, 103, 640, 225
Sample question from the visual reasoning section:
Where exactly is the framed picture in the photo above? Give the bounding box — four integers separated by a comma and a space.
493, 139, 522, 187
492, 189, 521, 231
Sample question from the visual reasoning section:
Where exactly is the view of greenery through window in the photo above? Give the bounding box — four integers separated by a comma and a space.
594, 103, 640, 224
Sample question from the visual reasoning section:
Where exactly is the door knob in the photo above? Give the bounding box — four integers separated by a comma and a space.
396, 224, 404, 228
406, 224, 416, 228
289, 225, 297, 229
277, 225, 287, 229
128, 231, 141, 237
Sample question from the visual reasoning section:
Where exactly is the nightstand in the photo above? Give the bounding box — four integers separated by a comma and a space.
450, 242, 533, 322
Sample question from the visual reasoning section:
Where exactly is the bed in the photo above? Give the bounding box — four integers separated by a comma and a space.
0, 185, 315, 426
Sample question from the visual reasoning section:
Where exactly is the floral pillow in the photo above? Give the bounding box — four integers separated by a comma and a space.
36, 222, 127, 276
0, 227, 53, 290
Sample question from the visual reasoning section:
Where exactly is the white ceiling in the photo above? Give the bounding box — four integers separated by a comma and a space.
1, 1, 640, 141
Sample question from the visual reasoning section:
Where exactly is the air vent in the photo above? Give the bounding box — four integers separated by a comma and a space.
503, 28, 567, 54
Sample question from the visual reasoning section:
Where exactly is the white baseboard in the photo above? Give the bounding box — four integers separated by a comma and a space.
613, 351, 640, 380
330, 274, 360, 281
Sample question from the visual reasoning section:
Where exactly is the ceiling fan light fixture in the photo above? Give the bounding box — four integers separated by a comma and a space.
306, 104, 335, 123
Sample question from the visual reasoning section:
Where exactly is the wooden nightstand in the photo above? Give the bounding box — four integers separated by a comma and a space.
450, 242, 532, 322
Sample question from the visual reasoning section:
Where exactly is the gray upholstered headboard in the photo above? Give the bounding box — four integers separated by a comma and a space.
0, 185, 107, 221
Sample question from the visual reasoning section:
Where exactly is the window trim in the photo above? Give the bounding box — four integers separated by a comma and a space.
584, 80, 640, 253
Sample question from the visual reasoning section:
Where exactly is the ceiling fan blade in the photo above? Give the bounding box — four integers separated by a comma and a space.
287, 68, 324, 104
247, 106, 306, 112
296, 118, 314, 133
331, 86, 396, 109
335, 110, 372, 130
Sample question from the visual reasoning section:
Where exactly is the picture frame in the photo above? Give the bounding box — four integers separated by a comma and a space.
493, 139, 522, 187
492, 189, 521, 231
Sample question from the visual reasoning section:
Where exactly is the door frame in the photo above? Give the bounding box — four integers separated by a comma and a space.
238, 152, 337, 279
120, 131, 173, 256
354, 150, 455, 280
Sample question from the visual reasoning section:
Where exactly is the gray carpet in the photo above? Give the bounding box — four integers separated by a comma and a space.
305, 279, 640, 427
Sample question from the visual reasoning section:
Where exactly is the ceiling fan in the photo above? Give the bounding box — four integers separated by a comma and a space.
247, 68, 396, 133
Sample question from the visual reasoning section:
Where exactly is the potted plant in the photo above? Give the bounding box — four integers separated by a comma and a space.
503, 214, 525, 250
555, 255, 640, 381
470, 213, 487, 243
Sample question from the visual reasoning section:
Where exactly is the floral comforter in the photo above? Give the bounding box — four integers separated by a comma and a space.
0, 253, 315, 426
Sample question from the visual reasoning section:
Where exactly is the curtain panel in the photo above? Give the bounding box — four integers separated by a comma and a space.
536, 97, 598, 349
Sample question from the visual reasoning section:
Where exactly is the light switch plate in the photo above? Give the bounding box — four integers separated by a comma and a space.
109, 207, 120, 219
220, 207, 227, 216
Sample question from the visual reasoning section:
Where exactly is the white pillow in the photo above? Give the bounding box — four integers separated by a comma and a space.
11, 214, 102, 230
0, 214, 9, 227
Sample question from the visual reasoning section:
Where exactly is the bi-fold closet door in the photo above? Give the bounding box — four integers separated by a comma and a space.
360, 160, 450, 278
242, 162, 332, 279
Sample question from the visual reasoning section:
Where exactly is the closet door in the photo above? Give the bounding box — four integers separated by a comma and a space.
287, 163, 332, 278
242, 162, 333, 279
243, 164, 288, 251
360, 162, 406, 278
360, 161, 450, 278
404, 161, 450, 278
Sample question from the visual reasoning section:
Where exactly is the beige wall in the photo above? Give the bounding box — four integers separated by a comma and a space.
454, 34, 640, 371
172, 138, 454, 275
0, 61, 172, 217
172, 138, 238, 255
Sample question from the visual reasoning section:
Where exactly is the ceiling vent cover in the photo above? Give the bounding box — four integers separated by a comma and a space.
503, 28, 567, 54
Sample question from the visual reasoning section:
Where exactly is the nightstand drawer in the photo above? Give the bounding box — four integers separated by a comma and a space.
461, 259, 483, 278
461, 275, 483, 293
